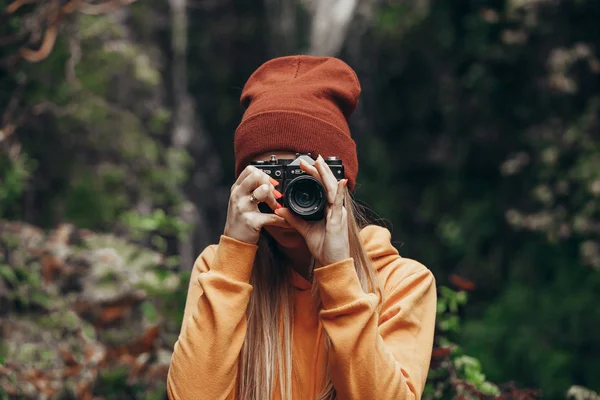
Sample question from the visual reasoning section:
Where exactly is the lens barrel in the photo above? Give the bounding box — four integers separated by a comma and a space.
284, 175, 326, 221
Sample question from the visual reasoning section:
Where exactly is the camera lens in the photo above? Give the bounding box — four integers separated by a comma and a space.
285, 176, 326, 220
293, 183, 316, 208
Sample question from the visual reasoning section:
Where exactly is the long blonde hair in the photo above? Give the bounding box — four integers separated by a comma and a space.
237, 190, 383, 399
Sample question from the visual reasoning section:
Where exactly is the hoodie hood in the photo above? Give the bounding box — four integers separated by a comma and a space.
359, 224, 400, 270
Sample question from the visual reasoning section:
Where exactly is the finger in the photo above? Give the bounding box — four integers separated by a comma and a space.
330, 179, 348, 222
252, 184, 280, 211
238, 169, 271, 196
232, 165, 259, 188
254, 213, 291, 229
244, 183, 281, 210
299, 159, 321, 180
314, 155, 339, 204
274, 208, 311, 237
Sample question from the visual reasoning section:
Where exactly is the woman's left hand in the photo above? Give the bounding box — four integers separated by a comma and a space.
274, 155, 350, 267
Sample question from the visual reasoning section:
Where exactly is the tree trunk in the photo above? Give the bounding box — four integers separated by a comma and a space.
168, 0, 203, 269
305, 0, 360, 56
169, 0, 228, 265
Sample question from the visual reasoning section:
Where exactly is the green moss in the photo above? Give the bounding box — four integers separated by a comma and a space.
93, 365, 132, 397
133, 52, 160, 87
0, 341, 7, 364
64, 175, 117, 228
148, 108, 171, 134
141, 301, 158, 325
143, 384, 167, 400
79, 15, 127, 40
0, 152, 35, 219
0, 264, 18, 286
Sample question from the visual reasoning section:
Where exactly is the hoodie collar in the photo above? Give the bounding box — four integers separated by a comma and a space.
289, 224, 396, 290
292, 268, 312, 290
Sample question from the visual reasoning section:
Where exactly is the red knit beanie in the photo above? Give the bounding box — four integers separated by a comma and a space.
234, 55, 360, 190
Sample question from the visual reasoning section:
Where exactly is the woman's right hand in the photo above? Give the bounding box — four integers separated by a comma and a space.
223, 166, 291, 244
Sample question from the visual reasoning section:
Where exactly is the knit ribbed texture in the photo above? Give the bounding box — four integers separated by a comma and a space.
234, 55, 361, 190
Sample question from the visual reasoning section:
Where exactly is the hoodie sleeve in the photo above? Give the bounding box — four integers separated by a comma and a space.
167, 235, 258, 400
314, 246, 437, 399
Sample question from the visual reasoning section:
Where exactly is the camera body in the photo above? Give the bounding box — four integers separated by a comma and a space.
250, 153, 345, 221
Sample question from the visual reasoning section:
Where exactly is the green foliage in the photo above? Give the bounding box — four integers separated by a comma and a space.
425, 286, 502, 399
503, 98, 600, 269
357, 0, 600, 396
121, 208, 192, 244
2, 0, 600, 397
461, 254, 600, 397
0, 221, 185, 399
0, 10, 182, 248
0, 151, 35, 219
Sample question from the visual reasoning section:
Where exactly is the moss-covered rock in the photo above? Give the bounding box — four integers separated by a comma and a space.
0, 221, 183, 399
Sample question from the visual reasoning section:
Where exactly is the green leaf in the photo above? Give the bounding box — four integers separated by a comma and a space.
82, 323, 97, 341
437, 299, 447, 314
479, 381, 501, 396
0, 264, 19, 286
141, 301, 158, 324
30, 291, 51, 308
456, 290, 468, 305
439, 315, 460, 332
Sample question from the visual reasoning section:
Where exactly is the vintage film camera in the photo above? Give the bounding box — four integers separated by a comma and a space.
250, 153, 345, 221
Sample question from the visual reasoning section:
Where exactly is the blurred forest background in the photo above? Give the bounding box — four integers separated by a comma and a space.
1, 0, 599, 399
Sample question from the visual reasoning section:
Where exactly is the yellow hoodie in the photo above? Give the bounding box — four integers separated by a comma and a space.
167, 225, 437, 399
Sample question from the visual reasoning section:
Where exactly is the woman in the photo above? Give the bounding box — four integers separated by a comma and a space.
167, 55, 437, 400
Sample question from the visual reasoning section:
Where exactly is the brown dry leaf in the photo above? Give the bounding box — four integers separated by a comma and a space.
41, 253, 64, 284
63, 364, 81, 378
59, 346, 78, 367
48, 223, 74, 246
2, 381, 19, 395
146, 363, 170, 381
119, 353, 137, 365
130, 352, 151, 379
76, 380, 94, 400
76, 294, 142, 328
138, 325, 160, 353
37, 377, 60, 398
106, 325, 161, 360
84, 341, 106, 365
23, 367, 43, 380
99, 303, 129, 324
432, 346, 453, 359
449, 274, 476, 291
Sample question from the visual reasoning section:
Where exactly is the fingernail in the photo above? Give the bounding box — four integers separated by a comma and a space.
276, 203, 283, 209
269, 178, 279, 186
273, 189, 283, 199
317, 155, 324, 163
342, 179, 348, 187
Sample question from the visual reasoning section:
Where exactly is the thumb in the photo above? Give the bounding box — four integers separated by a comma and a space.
274, 208, 310, 236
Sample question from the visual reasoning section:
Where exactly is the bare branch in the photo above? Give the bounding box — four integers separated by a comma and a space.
62, 0, 85, 14
19, 15, 61, 62
80, 0, 137, 15
2, 0, 139, 63
6, 0, 40, 14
